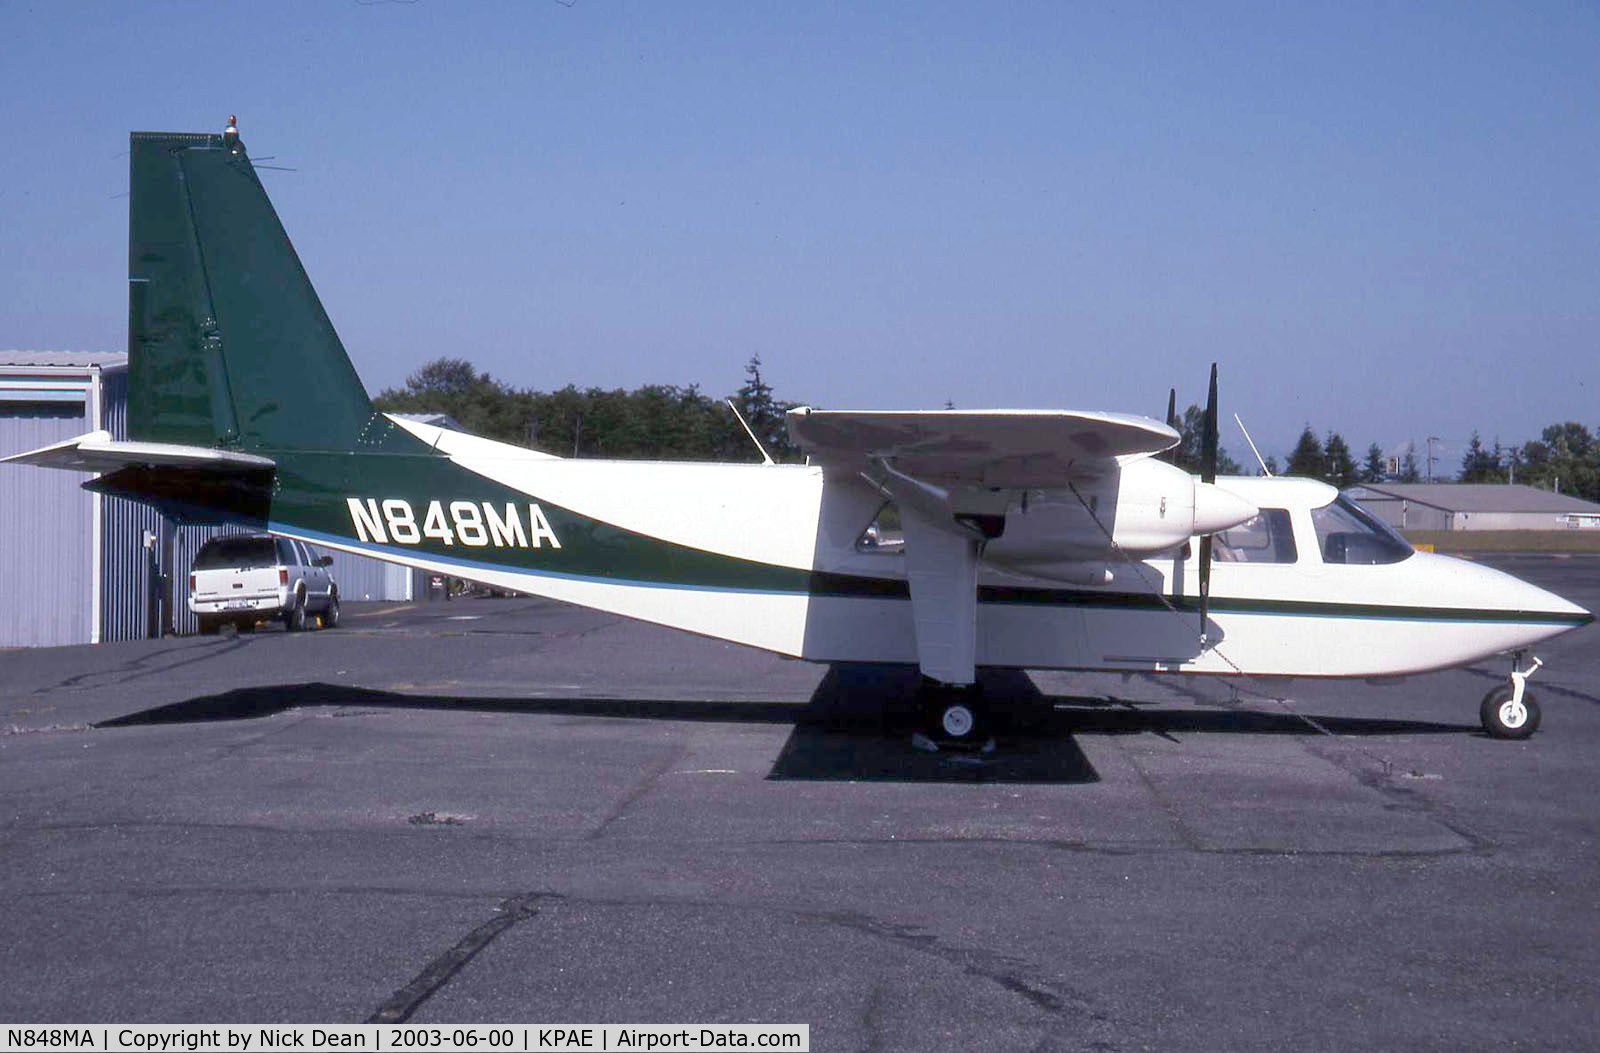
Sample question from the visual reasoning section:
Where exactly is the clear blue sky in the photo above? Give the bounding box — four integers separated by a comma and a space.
3, 1, 1595, 466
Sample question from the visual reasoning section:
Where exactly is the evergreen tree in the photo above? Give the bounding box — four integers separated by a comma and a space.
1459, 431, 1502, 482
1399, 445, 1420, 483
1286, 425, 1326, 480
1171, 404, 1241, 475
1361, 443, 1385, 484
1323, 432, 1357, 489
734, 354, 802, 462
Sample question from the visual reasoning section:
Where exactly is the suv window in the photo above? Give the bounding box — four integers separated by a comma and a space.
1212, 508, 1297, 564
276, 539, 297, 565
194, 537, 278, 570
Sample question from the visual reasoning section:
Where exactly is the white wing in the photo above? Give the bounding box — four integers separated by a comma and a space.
787, 407, 1178, 488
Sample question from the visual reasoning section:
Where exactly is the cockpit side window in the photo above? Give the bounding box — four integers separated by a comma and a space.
1311, 495, 1414, 565
1212, 508, 1297, 564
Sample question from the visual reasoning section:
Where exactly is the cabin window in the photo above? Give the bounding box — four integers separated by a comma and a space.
855, 500, 905, 554
1312, 495, 1414, 565
1212, 508, 1297, 564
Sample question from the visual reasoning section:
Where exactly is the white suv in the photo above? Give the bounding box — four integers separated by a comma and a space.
189, 534, 339, 634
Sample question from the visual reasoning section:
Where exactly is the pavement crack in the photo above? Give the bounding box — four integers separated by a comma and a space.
1300, 739, 1496, 855
586, 739, 688, 840
861, 979, 889, 1053
803, 908, 1108, 1023
1112, 739, 1203, 852
35, 636, 254, 694
367, 892, 550, 1024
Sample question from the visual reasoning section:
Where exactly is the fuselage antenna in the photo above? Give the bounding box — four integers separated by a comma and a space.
1234, 413, 1272, 476
726, 399, 775, 466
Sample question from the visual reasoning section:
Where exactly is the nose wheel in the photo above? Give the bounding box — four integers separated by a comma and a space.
1480, 656, 1543, 740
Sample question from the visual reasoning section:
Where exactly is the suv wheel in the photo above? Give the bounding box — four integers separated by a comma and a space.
285, 599, 307, 632
321, 595, 340, 630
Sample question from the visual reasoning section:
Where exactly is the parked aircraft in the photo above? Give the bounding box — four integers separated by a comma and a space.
6, 124, 1591, 742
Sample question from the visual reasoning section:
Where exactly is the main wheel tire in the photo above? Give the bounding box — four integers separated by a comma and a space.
940, 701, 980, 739
1480, 684, 1541, 740
920, 684, 988, 746
284, 600, 307, 633
321, 595, 340, 629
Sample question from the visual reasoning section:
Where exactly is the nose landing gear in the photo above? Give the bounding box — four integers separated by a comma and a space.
1480, 654, 1543, 740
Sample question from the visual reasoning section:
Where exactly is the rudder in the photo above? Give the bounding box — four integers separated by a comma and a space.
127, 128, 402, 453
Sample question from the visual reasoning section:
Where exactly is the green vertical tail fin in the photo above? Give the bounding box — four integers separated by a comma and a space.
127, 128, 406, 453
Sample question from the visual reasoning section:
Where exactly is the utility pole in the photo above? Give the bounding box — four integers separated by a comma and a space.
1426, 436, 1440, 484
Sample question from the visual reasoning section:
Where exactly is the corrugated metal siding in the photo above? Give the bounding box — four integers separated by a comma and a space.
100, 493, 160, 641
0, 365, 412, 647
0, 404, 95, 646
331, 548, 411, 602
1353, 497, 1450, 533
1450, 512, 1573, 532
100, 368, 155, 641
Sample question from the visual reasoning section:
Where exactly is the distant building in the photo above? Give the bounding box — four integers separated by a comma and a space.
0, 351, 412, 647
1346, 483, 1600, 532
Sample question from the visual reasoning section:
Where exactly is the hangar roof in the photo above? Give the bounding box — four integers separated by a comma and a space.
1348, 483, 1600, 515
0, 350, 127, 370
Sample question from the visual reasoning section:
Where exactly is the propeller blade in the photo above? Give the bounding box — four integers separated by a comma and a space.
1198, 363, 1218, 642
1201, 363, 1218, 485
1157, 388, 1179, 464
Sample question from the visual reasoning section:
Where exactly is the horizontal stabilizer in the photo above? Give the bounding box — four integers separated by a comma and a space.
0, 430, 276, 473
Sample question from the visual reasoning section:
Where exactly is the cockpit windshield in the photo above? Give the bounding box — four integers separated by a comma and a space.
1311, 495, 1414, 565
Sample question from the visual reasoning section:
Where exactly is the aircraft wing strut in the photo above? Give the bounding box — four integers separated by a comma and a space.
789, 407, 1181, 690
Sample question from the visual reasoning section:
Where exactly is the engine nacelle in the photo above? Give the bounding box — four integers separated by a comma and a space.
982, 458, 1257, 570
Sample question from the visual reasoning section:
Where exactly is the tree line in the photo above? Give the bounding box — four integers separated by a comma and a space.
1280, 422, 1600, 502
373, 357, 1600, 502
373, 356, 802, 463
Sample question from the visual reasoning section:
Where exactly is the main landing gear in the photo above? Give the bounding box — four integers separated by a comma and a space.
917, 679, 994, 751
1480, 654, 1543, 740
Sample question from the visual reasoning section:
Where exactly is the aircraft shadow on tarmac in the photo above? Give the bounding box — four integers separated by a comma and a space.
96, 664, 1475, 786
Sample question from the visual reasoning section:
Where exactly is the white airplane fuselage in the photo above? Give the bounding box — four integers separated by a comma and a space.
270, 418, 1590, 682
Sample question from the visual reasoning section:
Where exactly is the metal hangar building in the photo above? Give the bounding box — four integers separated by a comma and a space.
1346, 483, 1600, 532
0, 351, 412, 648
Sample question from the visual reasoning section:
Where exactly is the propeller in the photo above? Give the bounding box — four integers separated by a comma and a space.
1197, 363, 1218, 643
1157, 388, 1179, 463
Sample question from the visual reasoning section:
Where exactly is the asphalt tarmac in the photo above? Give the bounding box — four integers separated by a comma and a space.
3, 555, 1598, 1050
